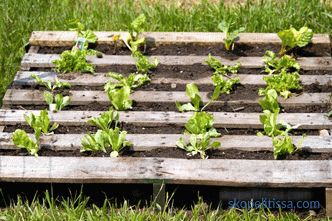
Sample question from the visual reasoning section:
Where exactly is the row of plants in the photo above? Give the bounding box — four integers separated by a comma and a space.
10, 19, 321, 159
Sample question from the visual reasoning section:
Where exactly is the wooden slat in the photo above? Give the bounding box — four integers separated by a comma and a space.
0, 156, 331, 187
13, 71, 332, 87
326, 188, 332, 217
3, 89, 330, 108
29, 31, 331, 47
0, 110, 330, 129
0, 133, 331, 152
20, 53, 332, 70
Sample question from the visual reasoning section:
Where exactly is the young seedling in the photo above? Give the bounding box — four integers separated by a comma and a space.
32, 74, 71, 112
259, 70, 302, 99
277, 26, 313, 55
258, 89, 303, 159
12, 110, 59, 156
104, 72, 150, 110
176, 132, 220, 159
218, 20, 245, 51
87, 110, 120, 131
120, 14, 146, 53
53, 48, 95, 74
133, 51, 158, 74
12, 129, 39, 157
69, 21, 97, 50
176, 83, 202, 112
205, 54, 240, 75
263, 51, 300, 75
81, 110, 131, 157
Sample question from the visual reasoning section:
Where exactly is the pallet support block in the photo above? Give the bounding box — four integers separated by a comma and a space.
326, 188, 332, 217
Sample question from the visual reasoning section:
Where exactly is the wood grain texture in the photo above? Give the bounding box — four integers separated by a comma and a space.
0, 156, 331, 187
0, 110, 330, 129
13, 71, 332, 87
20, 53, 332, 70
0, 132, 331, 152
29, 31, 331, 46
3, 89, 329, 108
326, 188, 332, 217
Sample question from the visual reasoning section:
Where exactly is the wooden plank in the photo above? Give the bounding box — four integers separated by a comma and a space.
13, 71, 332, 87
20, 53, 332, 70
0, 156, 331, 187
0, 110, 330, 129
3, 89, 330, 108
28, 46, 40, 53
326, 188, 332, 217
0, 133, 331, 152
29, 31, 331, 46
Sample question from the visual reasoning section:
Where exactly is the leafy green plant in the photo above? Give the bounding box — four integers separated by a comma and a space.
104, 72, 150, 110
121, 13, 146, 52
32, 74, 71, 112
218, 20, 245, 51
176, 132, 220, 159
69, 21, 97, 49
184, 112, 220, 137
277, 27, 313, 55
133, 51, 158, 74
176, 83, 202, 112
31, 74, 71, 92
24, 110, 59, 140
87, 110, 119, 131
259, 70, 302, 99
53, 48, 95, 74
12, 110, 58, 156
263, 51, 300, 75
12, 129, 39, 156
205, 54, 240, 75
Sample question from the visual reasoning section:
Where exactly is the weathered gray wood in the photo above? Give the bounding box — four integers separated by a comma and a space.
3, 89, 329, 108
28, 46, 40, 54
13, 71, 332, 87
20, 53, 332, 70
0, 110, 330, 129
0, 132, 331, 152
29, 31, 331, 46
326, 188, 332, 217
0, 156, 331, 187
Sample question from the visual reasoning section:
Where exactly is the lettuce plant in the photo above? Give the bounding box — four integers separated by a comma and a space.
218, 20, 245, 51
53, 48, 95, 74
12, 110, 58, 156
263, 51, 300, 75
277, 27, 313, 55
205, 54, 240, 75
104, 72, 150, 110
32, 74, 71, 112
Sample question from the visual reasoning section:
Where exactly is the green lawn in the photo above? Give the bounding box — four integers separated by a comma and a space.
0, 0, 331, 219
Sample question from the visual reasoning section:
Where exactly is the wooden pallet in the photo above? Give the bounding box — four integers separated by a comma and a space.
1, 31, 332, 213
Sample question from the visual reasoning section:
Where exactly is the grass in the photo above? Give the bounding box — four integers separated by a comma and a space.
0, 191, 322, 221
0, 0, 332, 104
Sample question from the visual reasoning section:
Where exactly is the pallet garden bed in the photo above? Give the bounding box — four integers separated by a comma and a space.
0, 29, 332, 213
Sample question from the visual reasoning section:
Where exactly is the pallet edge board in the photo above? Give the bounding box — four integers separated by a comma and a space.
0, 156, 330, 187
29, 31, 331, 46
13, 71, 332, 87
0, 109, 330, 129
0, 132, 331, 152
20, 53, 332, 70
3, 89, 330, 107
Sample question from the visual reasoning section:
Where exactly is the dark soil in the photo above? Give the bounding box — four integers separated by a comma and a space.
36, 42, 331, 57
1, 146, 330, 160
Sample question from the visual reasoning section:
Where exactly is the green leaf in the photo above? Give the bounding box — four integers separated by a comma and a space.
87, 110, 119, 130
106, 86, 133, 110
263, 51, 300, 74
132, 51, 158, 74
185, 112, 219, 136
277, 27, 313, 54
273, 135, 295, 159
130, 13, 146, 40
218, 20, 244, 51
258, 89, 280, 113
12, 129, 39, 156
55, 94, 71, 112
24, 110, 58, 139
43, 91, 53, 105
81, 130, 108, 153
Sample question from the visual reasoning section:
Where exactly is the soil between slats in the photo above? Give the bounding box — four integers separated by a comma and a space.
0, 147, 331, 160
36, 42, 330, 57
